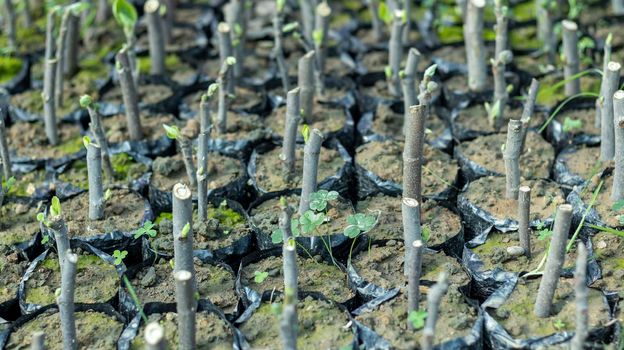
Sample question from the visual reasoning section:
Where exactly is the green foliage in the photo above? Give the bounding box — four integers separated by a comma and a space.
283, 22, 299, 34
378, 1, 392, 25
312, 29, 323, 45
112, 249, 127, 265
180, 222, 191, 238
254, 270, 269, 283
384, 65, 392, 79
104, 188, 112, 202
4, 176, 15, 192
82, 136, 91, 148
301, 124, 310, 143
41, 233, 49, 245
536, 221, 553, 241
343, 213, 377, 238
271, 217, 301, 244
309, 190, 339, 211
300, 210, 325, 234
133, 221, 157, 239
50, 196, 61, 217
276, 0, 286, 12
612, 200, 624, 226
422, 225, 431, 243
163, 124, 180, 140
112, 0, 137, 32
553, 318, 566, 331
207, 83, 219, 97
408, 310, 428, 330
562, 117, 582, 132
485, 100, 501, 124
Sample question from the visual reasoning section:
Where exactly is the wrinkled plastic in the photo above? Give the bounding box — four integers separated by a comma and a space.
553, 146, 591, 189
545, 98, 599, 150
18, 243, 126, 314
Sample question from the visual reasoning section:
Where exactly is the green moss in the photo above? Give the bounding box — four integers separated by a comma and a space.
537, 74, 601, 106
0, 26, 44, 53
58, 153, 148, 190
510, 27, 541, 51
0, 56, 23, 83
512, 1, 536, 22
155, 212, 173, 224
331, 12, 352, 27
206, 201, 245, 229
2, 170, 47, 197
137, 54, 185, 75
54, 134, 84, 155
437, 26, 495, 44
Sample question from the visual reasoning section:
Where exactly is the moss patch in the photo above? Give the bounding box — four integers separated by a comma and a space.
0, 56, 23, 83
58, 153, 148, 189
537, 74, 601, 106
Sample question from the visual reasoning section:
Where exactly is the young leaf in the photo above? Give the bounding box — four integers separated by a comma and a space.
163, 124, 180, 140
276, 0, 286, 12
424, 64, 437, 78
384, 65, 392, 79
104, 188, 112, 201
309, 190, 338, 211
291, 217, 300, 237
312, 29, 323, 45
36, 212, 45, 223
283, 22, 299, 33
5, 176, 15, 191
254, 270, 269, 283
611, 199, 624, 211
408, 310, 428, 330
180, 222, 191, 238
41, 234, 49, 244
207, 83, 219, 97
225, 56, 237, 65
50, 196, 61, 217
113, 249, 128, 265
82, 136, 91, 148
300, 210, 325, 234
344, 225, 360, 238
378, 1, 392, 25
301, 124, 310, 143
112, 0, 137, 31
422, 225, 430, 242
79, 94, 93, 108
271, 228, 284, 244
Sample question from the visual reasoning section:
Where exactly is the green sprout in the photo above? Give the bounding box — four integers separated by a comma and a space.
207, 83, 219, 97
312, 29, 323, 45
133, 220, 157, 239
562, 117, 582, 132
163, 124, 181, 140
421, 225, 431, 243
537, 221, 553, 241
180, 222, 191, 239
384, 65, 393, 79
553, 318, 566, 331
299, 210, 325, 234
309, 190, 339, 211
112, 0, 138, 35
408, 310, 428, 330
113, 250, 127, 265
378, 1, 392, 25
82, 136, 91, 148
301, 124, 310, 143
225, 56, 237, 66
50, 196, 61, 217
79, 94, 93, 108
343, 213, 377, 238
104, 188, 113, 202
283, 22, 299, 34
254, 270, 269, 283
4, 176, 16, 192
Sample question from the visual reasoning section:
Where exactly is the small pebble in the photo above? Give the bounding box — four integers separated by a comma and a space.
506, 246, 525, 257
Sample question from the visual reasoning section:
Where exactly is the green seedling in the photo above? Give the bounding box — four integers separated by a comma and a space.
180, 222, 191, 239
254, 270, 269, 283
104, 188, 112, 202
113, 250, 127, 265
408, 310, 428, 330
343, 213, 377, 238
4, 176, 16, 193
163, 124, 181, 140
562, 117, 582, 132
537, 222, 553, 241
112, 0, 138, 37
553, 318, 566, 331
301, 124, 310, 143
422, 226, 431, 243
271, 217, 301, 244
133, 220, 157, 239
300, 210, 325, 234
309, 190, 339, 211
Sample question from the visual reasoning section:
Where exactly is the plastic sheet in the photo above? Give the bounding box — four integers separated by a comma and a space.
545, 98, 599, 150
18, 242, 126, 314
553, 146, 592, 189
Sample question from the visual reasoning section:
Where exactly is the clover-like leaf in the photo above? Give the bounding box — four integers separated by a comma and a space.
271, 228, 284, 244
300, 210, 325, 234
343, 225, 360, 238
112, 0, 137, 31
422, 225, 430, 243
113, 249, 127, 265
408, 310, 427, 330
254, 270, 269, 283
346, 213, 376, 232
309, 190, 338, 212
291, 217, 300, 237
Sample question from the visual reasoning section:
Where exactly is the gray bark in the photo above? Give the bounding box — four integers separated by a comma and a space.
491, 51, 512, 131
520, 78, 540, 153
504, 119, 523, 199
162, 0, 175, 45
64, 7, 80, 78
283, 88, 300, 182
613, 0, 624, 14
43, 58, 59, 146
85, 105, 114, 180
86, 143, 104, 220
313, 2, 331, 96
58, 251, 78, 350
518, 186, 531, 259
3, 0, 17, 51
217, 60, 233, 134
49, 217, 70, 270
145, 0, 166, 76
198, 96, 212, 222
44, 10, 56, 68
96, 0, 110, 23
178, 137, 197, 188
596, 34, 612, 129
601, 61, 622, 160
402, 0, 411, 44
534, 204, 573, 318
218, 22, 235, 95
463, 0, 487, 92
537, 1, 556, 65
144, 322, 166, 350
402, 197, 421, 276
281, 203, 297, 294
494, 0, 508, 58
0, 97, 12, 179
368, 0, 383, 41
298, 51, 316, 122
116, 49, 143, 141
225, 0, 246, 79
408, 239, 423, 327
387, 10, 405, 97
30, 331, 45, 350
174, 270, 196, 350
173, 183, 196, 291
280, 301, 297, 350
298, 129, 323, 215
273, 11, 290, 95
612, 90, 624, 201
23, 0, 32, 28
420, 272, 449, 350
562, 20, 580, 96
570, 242, 588, 350
402, 48, 421, 135
0, 172, 3, 208
55, 9, 71, 109
300, 0, 315, 45
403, 105, 426, 204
